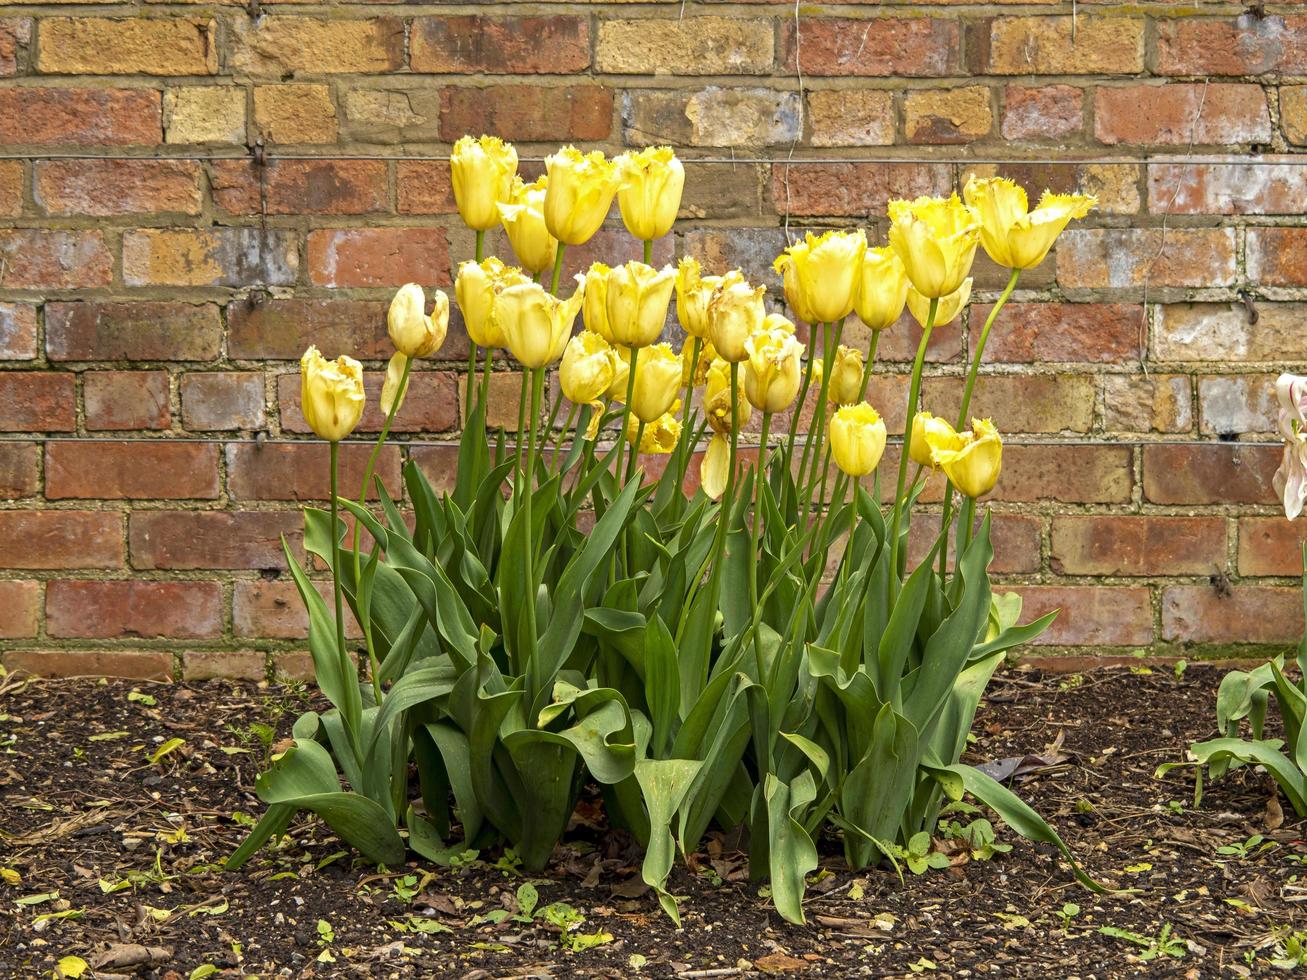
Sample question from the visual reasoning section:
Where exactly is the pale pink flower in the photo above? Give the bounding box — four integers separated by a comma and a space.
1273, 373, 1307, 520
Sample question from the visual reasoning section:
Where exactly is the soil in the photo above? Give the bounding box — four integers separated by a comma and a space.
2, 664, 1304, 979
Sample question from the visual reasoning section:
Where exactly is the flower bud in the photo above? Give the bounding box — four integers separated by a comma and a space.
675, 257, 721, 339
494, 280, 585, 369
931, 418, 1002, 498
681, 338, 716, 388
854, 246, 909, 332
629, 342, 682, 423
543, 146, 620, 246
580, 263, 615, 343
498, 175, 559, 276
616, 146, 685, 241
744, 326, 805, 413
888, 194, 980, 299
707, 272, 766, 363
828, 345, 864, 406
773, 229, 866, 325
606, 261, 676, 349
560, 330, 615, 406
450, 135, 518, 232
300, 345, 365, 442
828, 402, 887, 478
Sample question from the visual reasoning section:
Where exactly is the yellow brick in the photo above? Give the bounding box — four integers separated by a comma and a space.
807, 90, 895, 147
596, 17, 773, 75
1079, 163, 1140, 216
164, 87, 246, 144
254, 84, 337, 144
1282, 86, 1307, 146
37, 17, 216, 75
231, 16, 404, 76
987, 16, 1144, 75
904, 86, 993, 144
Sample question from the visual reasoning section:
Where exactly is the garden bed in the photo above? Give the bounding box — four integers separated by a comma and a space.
3, 664, 1304, 978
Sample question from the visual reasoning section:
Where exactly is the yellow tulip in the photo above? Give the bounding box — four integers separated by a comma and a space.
560, 330, 615, 406
629, 342, 682, 423
828, 345, 864, 406
773, 229, 867, 324
911, 411, 964, 468
626, 409, 682, 453
582, 263, 615, 343
606, 261, 676, 348
707, 271, 766, 363
543, 146, 620, 246
493, 280, 585, 369
854, 246, 909, 332
888, 194, 980, 299
931, 418, 1002, 498
387, 283, 447, 359
906, 277, 972, 329
300, 345, 365, 442
704, 357, 751, 434
455, 258, 528, 349
963, 176, 1096, 270
744, 326, 805, 413
675, 257, 721, 339
498, 175, 559, 276
701, 433, 730, 499
616, 146, 685, 241
380, 351, 408, 415
607, 344, 631, 402
449, 135, 518, 232
682, 337, 716, 387
828, 402, 887, 478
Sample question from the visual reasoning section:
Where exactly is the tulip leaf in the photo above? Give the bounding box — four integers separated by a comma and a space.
760, 771, 819, 925
634, 759, 702, 924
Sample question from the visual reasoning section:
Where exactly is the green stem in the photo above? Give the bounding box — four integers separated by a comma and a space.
676, 336, 704, 489
888, 299, 938, 600
551, 401, 579, 478
799, 319, 842, 530
838, 476, 859, 588
466, 230, 485, 420
549, 243, 567, 296
749, 410, 772, 623
628, 419, 646, 483
615, 345, 640, 483
522, 367, 544, 662
857, 331, 882, 402
479, 348, 493, 415
643, 239, 653, 264
784, 321, 822, 504
514, 369, 529, 480
328, 441, 361, 722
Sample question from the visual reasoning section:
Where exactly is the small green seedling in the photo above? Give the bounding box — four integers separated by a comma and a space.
1099, 923, 1187, 961
1270, 930, 1307, 970
941, 817, 1011, 862
893, 832, 950, 875
1217, 834, 1276, 859
1054, 903, 1080, 928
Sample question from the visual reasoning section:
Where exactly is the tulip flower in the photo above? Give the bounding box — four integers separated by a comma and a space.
827, 345, 864, 406
744, 326, 805, 413
909, 412, 964, 468
456, 258, 529, 350
616, 146, 685, 242
963, 176, 1096, 270
300, 346, 365, 442
907, 278, 972, 329
854, 246, 909, 332
543, 146, 620, 246
707, 272, 766, 363
626, 409, 681, 453
681, 338, 716, 388
498, 175, 559, 276
388, 284, 448, 360
701, 433, 730, 500
560, 330, 616, 407
380, 352, 408, 415
930, 418, 1002, 498
494, 280, 585, 369
628, 342, 682, 423
675, 257, 722, 340
888, 194, 980, 299
1274, 373, 1307, 519
579, 263, 615, 343
773, 229, 867, 325
606, 261, 676, 349
829, 403, 887, 478
704, 357, 751, 435
450, 135, 518, 233
607, 344, 632, 402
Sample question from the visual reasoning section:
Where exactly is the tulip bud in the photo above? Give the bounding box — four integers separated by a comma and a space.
888, 194, 980, 299
675, 257, 722, 339
626, 409, 682, 454
704, 357, 751, 435
380, 352, 408, 415
560, 330, 615, 406
300, 345, 365, 442
911, 412, 963, 469
963, 176, 1096, 270
828, 345, 864, 406
773, 229, 867, 325
616, 146, 685, 242
707, 272, 766, 363
701, 433, 730, 499
744, 327, 805, 413
629, 342, 682, 423
450, 135, 518, 232
931, 418, 1002, 498
493, 280, 585, 369
854, 246, 909, 332
456, 258, 528, 349
498, 175, 559, 276
606, 261, 676, 349
907, 278, 972, 329
543, 146, 620, 246
828, 402, 887, 478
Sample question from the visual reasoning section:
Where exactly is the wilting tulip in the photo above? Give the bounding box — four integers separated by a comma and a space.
450, 135, 518, 232
626, 410, 681, 453
387, 283, 446, 359
1274, 373, 1307, 519
629, 342, 682, 423
907, 277, 972, 329
855, 246, 909, 332
963, 176, 1096, 270
704, 358, 751, 434
701, 433, 730, 499
681, 338, 717, 388
888, 194, 980, 299
380, 352, 408, 415
910, 412, 963, 468
774, 229, 866, 325
560, 330, 616, 406
494, 280, 585, 369
744, 327, 805, 413
829, 402, 887, 478
456, 258, 527, 350
498, 175, 559, 276
707, 272, 766, 363
762, 312, 796, 336
543, 146, 620, 246
606, 261, 676, 349
828, 345, 864, 406
931, 418, 1002, 498
675, 257, 721, 339
300, 346, 365, 442
616, 146, 685, 241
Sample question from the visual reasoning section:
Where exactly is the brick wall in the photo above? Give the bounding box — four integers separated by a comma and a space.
1, 2, 1305, 680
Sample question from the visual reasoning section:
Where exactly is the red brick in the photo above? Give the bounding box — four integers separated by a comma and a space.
0, 18, 29, 77
1197, 374, 1276, 436
0, 373, 74, 431
1056, 229, 1236, 289
1001, 84, 1083, 141
0, 303, 37, 360
770, 162, 951, 217
411, 16, 589, 73
84, 370, 171, 431
1163, 585, 1303, 645
1014, 586, 1154, 647
46, 302, 221, 362
1143, 444, 1280, 505
906, 512, 1042, 575
130, 510, 300, 570
1148, 161, 1307, 216
1155, 15, 1307, 76
225, 443, 401, 501
0, 444, 39, 499
0, 87, 161, 146
180, 372, 266, 431
46, 442, 219, 499
233, 578, 361, 640
0, 160, 22, 216
979, 303, 1142, 363
1050, 516, 1227, 576
307, 228, 450, 288
1101, 374, 1193, 434
122, 228, 298, 288
182, 649, 266, 682
226, 298, 393, 361
439, 85, 612, 142
923, 374, 1096, 434
46, 580, 222, 639
0, 510, 123, 569
982, 16, 1144, 75
780, 17, 959, 76
278, 370, 459, 435
991, 445, 1134, 504
396, 161, 457, 215
1238, 517, 1307, 577
409, 445, 461, 496
3, 649, 173, 681
0, 581, 39, 638
1094, 84, 1271, 146
1248, 228, 1307, 286
0, 230, 112, 289
211, 159, 388, 216
34, 159, 201, 217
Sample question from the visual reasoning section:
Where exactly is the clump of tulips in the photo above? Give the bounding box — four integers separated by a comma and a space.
233, 135, 1103, 923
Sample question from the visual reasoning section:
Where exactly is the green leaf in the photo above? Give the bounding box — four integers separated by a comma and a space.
1187, 736, 1307, 816
760, 771, 819, 925
633, 759, 702, 924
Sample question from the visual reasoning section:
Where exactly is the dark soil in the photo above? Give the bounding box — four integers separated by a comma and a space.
2, 664, 1304, 979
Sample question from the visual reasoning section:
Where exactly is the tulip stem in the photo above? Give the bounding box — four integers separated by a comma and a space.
857, 332, 881, 403
615, 345, 640, 483
838, 475, 860, 589
466, 231, 485, 420
475, 229, 484, 263
479, 349, 493, 416
328, 441, 362, 726
676, 336, 703, 490
628, 420, 646, 484
549, 244, 567, 296
522, 367, 544, 657
748, 410, 772, 635
799, 318, 842, 531
643, 239, 653, 265
551, 401, 578, 479
888, 299, 937, 602
784, 322, 822, 510
515, 370, 529, 481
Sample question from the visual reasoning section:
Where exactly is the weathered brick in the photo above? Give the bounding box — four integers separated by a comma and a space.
412, 16, 589, 73
231, 17, 404, 76
1149, 161, 1307, 216
1002, 84, 1083, 141
0, 581, 39, 638
396, 161, 457, 215
1080, 162, 1141, 215
1162, 586, 1302, 645
84, 370, 171, 431
3, 650, 173, 681
1282, 86, 1307, 146
1056, 229, 1236, 289
682, 227, 789, 286
0, 160, 21, 216
440, 85, 612, 142
782, 17, 958, 77
35, 159, 201, 217
1198, 375, 1276, 436
0, 443, 39, 499
38, 17, 216, 75
984, 16, 1144, 75
122, 229, 298, 288
1155, 302, 1306, 363
598, 16, 773, 75
991, 445, 1134, 504
0, 87, 161, 146
227, 298, 392, 361
1155, 15, 1307, 76
926, 373, 1096, 434
212, 159, 387, 216
225, 443, 401, 501
0, 303, 38, 359
771, 162, 951, 217
1248, 228, 1307, 286
253, 84, 337, 144
623, 88, 801, 147
1143, 444, 1280, 505
1238, 517, 1307, 578
180, 372, 266, 431
46, 301, 221, 361
1014, 586, 1154, 647
0, 230, 112, 289
1050, 516, 1226, 577
0, 17, 29, 76
46, 442, 219, 499
1101, 375, 1192, 434
278, 370, 459, 434
454, 372, 525, 432
182, 650, 266, 682
0, 511, 122, 569
306, 228, 450, 288
806, 90, 895, 147
130, 510, 299, 570
0, 372, 75, 431
905, 86, 993, 144
905, 512, 1042, 575
233, 578, 360, 640
341, 87, 441, 144
46, 580, 222, 639
979, 303, 1142, 363
164, 86, 245, 144
1095, 84, 1271, 146
677, 163, 763, 221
